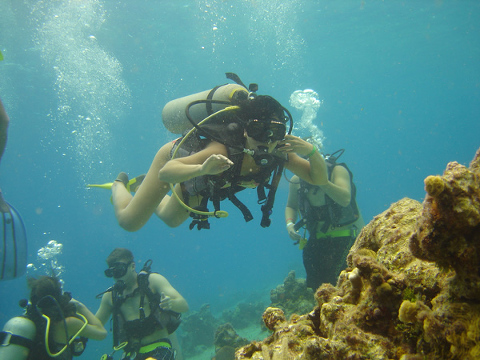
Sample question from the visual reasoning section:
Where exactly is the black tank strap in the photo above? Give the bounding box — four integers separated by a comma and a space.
206, 85, 222, 115
0, 331, 34, 349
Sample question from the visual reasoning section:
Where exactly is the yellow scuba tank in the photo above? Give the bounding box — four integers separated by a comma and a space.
0, 316, 36, 359
162, 83, 248, 134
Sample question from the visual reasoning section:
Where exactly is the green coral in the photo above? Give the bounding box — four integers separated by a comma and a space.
403, 288, 416, 302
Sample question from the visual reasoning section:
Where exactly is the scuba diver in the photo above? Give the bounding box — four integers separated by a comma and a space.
285, 146, 365, 289
91, 73, 329, 231
95, 248, 189, 360
0, 275, 106, 359
1, 95, 28, 280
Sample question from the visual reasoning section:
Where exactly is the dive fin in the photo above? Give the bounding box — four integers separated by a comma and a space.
86, 182, 114, 190
87, 174, 146, 193
1, 190, 27, 280
0, 50, 3, 61
128, 174, 145, 193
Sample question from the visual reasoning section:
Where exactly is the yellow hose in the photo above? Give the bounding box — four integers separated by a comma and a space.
43, 313, 88, 357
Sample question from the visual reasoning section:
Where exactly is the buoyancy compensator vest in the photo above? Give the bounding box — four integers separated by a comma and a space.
297, 150, 360, 234
172, 129, 288, 229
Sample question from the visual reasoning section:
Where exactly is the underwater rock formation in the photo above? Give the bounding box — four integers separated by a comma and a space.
180, 304, 221, 356
213, 323, 250, 360
236, 147, 480, 360
269, 270, 316, 319
223, 301, 266, 330
181, 300, 269, 358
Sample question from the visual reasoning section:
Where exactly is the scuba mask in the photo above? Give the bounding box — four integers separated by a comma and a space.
246, 119, 286, 144
104, 262, 131, 278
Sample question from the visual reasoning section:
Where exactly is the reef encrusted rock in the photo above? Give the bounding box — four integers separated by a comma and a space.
236, 147, 480, 360
213, 323, 250, 359
410, 150, 480, 300
269, 270, 316, 318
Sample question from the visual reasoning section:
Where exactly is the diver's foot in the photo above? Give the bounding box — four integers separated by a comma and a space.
115, 172, 129, 187
129, 174, 146, 193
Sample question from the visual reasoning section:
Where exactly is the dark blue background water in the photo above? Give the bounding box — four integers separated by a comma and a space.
1, 1, 479, 358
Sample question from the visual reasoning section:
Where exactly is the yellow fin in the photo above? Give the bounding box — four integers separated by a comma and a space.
86, 182, 113, 190
298, 238, 308, 250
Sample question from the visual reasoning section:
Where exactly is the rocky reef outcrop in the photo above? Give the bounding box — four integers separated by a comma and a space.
214, 323, 250, 360
269, 270, 316, 319
236, 148, 480, 359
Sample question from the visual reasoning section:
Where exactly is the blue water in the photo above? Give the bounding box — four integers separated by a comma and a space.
1, 0, 479, 358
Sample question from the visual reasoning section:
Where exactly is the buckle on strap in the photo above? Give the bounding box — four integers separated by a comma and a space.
0, 331, 12, 346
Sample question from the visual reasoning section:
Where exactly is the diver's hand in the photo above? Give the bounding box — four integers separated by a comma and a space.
70, 298, 86, 312
287, 223, 302, 241
278, 135, 315, 157
160, 292, 173, 311
201, 154, 233, 175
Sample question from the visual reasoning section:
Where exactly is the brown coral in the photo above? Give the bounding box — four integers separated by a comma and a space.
262, 307, 286, 331
424, 175, 445, 197
236, 147, 480, 360
410, 152, 480, 299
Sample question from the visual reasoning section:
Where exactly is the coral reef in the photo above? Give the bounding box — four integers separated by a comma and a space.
236, 147, 480, 359
213, 323, 250, 360
222, 301, 266, 330
410, 153, 480, 300
179, 304, 221, 356
180, 300, 268, 358
269, 270, 316, 318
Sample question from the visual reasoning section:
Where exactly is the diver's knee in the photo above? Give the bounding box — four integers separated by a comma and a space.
118, 218, 143, 232
162, 216, 185, 228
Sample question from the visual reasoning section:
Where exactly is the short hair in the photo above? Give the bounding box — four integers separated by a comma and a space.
106, 248, 134, 266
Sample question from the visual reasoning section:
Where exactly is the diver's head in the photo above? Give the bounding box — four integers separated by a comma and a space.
29, 276, 63, 306
106, 248, 134, 267
240, 95, 289, 145
105, 248, 135, 280
28, 276, 74, 320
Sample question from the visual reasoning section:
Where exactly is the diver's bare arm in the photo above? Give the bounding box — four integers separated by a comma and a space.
280, 135, 328, 185
158, 142, 231, 183
285, 176, 300, 224
149, 274, 189, 313
317, 165, 351, 207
